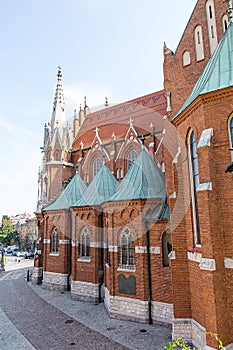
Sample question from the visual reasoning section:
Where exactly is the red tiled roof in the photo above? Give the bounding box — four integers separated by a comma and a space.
72, 90, 166, 150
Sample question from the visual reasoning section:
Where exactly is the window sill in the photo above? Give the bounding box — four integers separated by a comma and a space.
49, 253, 59, 256
78, 257, 91, 263
117, 265, 136, 272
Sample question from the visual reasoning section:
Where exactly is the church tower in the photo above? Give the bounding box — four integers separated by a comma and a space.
37, 67, 74, 211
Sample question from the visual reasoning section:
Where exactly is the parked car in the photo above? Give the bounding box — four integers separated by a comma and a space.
24, 251, 34, 259
12, 248, 19, 256
17, 251, 27, 257
6, 246, 18, 255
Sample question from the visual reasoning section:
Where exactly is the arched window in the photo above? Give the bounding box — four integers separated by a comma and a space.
188, 131, 201, 245
194, 26, 204, 61
128, 150, 137, 170
162, 231, 172, 267
229, 117, 233, 150
209, 5, 213, 19
79, 227, 90, 258
222, 14, 229, 33
51, 228, 59, 253
182, 51, 191, 66
54, 150, 59, 161
119, 228, 135, 269
93, 157, 102, 177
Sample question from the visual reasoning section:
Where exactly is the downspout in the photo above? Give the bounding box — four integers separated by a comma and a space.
145, 220, 153, 325
98, 212, 104, 303
66, 208, 72, 291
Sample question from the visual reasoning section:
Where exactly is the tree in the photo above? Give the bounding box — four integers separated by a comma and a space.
0, 215, 17, 246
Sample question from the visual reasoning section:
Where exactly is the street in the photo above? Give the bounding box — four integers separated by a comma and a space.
0, 264, 172, 350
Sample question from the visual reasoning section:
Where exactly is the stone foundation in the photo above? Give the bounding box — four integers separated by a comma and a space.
104, 288, 173, 324
42, 271, 70, 291
152, 300, 173, 324
172, 318, 216, 349
71, 280, 102, 302
31, 267, 43, 285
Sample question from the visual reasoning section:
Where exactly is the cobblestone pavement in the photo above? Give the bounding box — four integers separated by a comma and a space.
0, 267, 172, 350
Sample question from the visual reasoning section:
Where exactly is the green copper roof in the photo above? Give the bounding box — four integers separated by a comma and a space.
45, 173, 87, 211
173, 22, 233, 120
111, 147, 166, 201
74, 163, 118, 207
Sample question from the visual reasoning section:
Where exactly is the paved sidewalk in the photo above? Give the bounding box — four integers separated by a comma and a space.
0, 267, 172, 349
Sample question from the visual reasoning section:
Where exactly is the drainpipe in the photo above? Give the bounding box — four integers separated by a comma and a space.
145, 220, 153, 325
66, 209, 72, 291
98, 212, 104, 303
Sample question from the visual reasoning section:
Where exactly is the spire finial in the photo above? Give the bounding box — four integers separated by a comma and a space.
105, 97, 109, 107
95, 127, 99, 136
51, 66, 66, 133
84, 96, 87, 107
129, 117, 133, 127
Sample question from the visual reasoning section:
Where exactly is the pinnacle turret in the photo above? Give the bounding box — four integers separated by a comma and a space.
51, 66, 66, 134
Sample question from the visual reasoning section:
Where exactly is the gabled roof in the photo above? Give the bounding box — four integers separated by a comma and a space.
44, 172, 87, 211
111, 146, 166, 201
74, 163, 118, 207
173, 22, 233, 120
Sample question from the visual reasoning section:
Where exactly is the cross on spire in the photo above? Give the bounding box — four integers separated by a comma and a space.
95, 127, 99, 136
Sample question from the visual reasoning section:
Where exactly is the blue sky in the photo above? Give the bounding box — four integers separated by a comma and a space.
0, 0, 196, 218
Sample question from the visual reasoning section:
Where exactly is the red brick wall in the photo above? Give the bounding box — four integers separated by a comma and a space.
163, 0, 228, 118
168, 89, 233, 346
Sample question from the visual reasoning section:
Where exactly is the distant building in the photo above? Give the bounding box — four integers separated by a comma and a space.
15, 214, 37, 251
34, 1, 233, 348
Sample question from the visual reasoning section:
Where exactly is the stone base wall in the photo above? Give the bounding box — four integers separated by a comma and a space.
172, 318, 220, 349
152, 300, 173, 324
104, 288, 173, 324
71, 280, 102, 302
31, 267, 43, 285
226, 344, 233, 350
42, 271, 69, 291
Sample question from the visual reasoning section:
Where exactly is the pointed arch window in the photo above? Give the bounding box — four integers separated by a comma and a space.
162, 231, 172, 267
79, 227, 90, 258
188, 131, 201, 245
229, 117, 233, 154
222, 14, 229, 33
50, 228, 59, 254
93, 157, 102, 177
128, 150, 137, 170
119, 228, 135, 270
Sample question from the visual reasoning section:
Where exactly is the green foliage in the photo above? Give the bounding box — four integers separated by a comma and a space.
165, 333, 225, 350
164, 338, 200, 350
0, 216, 17, 246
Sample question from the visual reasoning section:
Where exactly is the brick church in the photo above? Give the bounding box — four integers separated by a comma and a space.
33, 1, 233, 348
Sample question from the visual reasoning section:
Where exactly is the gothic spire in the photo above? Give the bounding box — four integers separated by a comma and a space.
51, 66, 66, 133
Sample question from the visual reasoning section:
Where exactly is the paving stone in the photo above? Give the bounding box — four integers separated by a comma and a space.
0, 267, 172, 349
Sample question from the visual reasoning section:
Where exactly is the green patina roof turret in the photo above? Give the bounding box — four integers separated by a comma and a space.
44, 171, 87, 211
74, 163, 118, 207
111, 146, 166, 201
173, 22, 233, 120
